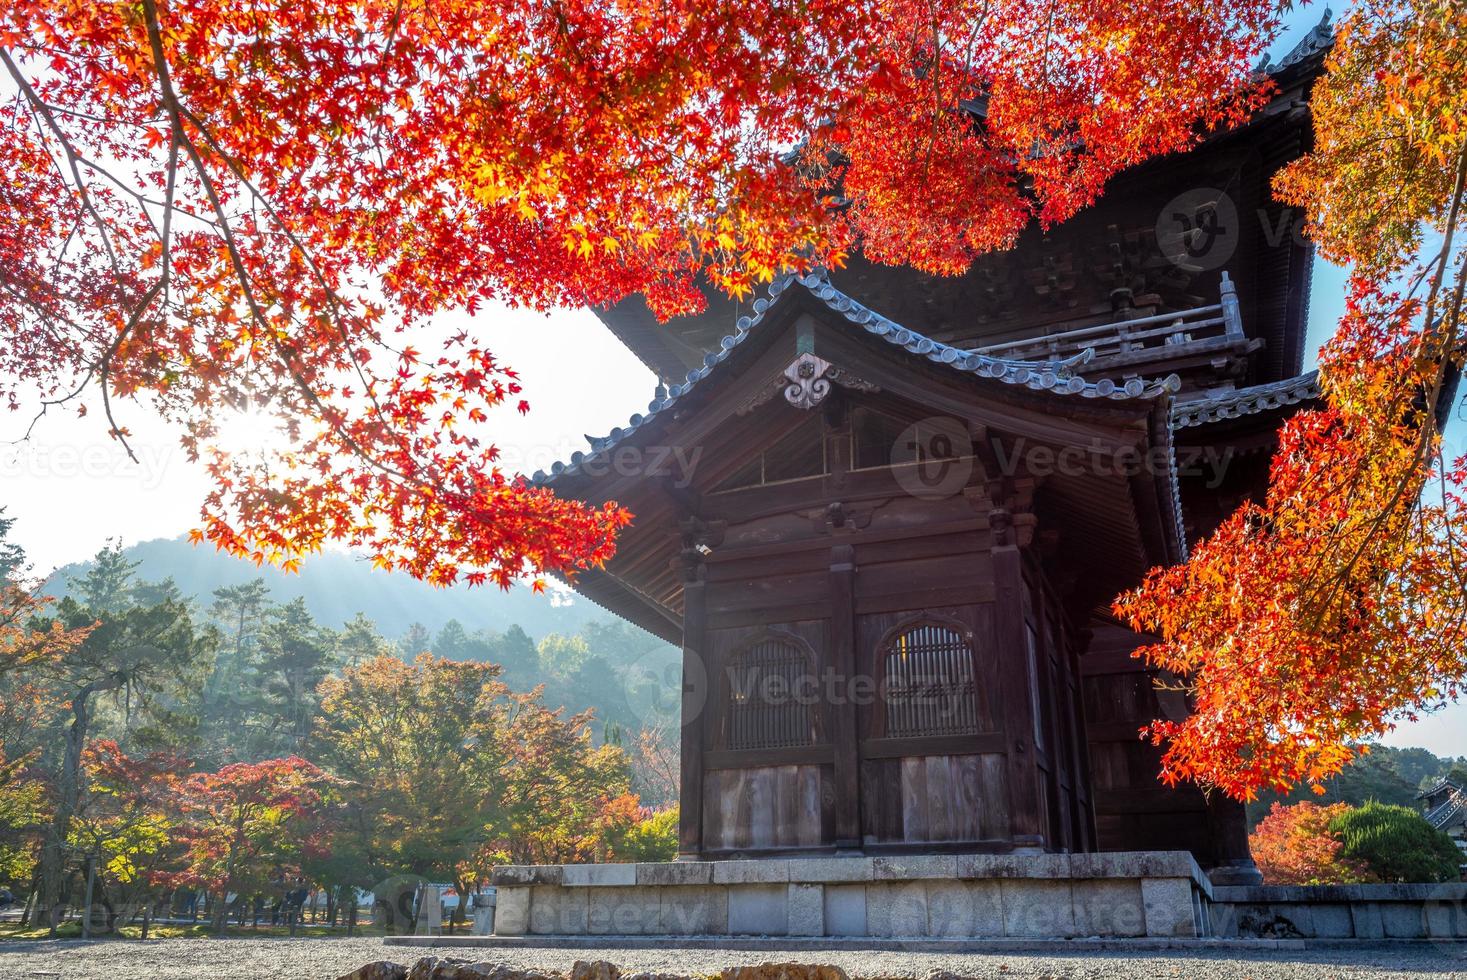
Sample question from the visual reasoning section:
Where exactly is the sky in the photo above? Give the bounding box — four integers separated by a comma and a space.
2, 4, 1462, 758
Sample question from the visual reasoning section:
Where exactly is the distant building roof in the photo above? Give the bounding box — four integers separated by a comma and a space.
1419, 777, 1463, 801
1425, 786, 1467, 832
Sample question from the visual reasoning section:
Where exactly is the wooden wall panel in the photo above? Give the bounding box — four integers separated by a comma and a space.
859, 753, 1008, 844
701, 763, 829, 851
1082, 620, 1215, 863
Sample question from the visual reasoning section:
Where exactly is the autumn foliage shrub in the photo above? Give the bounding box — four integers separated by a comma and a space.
1252, 799, 1465, 885
1250, 802, 1373, 886
1328, 802, 1463, 883
597, 799, 678, 863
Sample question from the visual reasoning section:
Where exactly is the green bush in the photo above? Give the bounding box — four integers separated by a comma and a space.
616, 807, 679, 863
1328, 801, 1463, 883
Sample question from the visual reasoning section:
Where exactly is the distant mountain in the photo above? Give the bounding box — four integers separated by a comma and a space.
47, 535, 611, 641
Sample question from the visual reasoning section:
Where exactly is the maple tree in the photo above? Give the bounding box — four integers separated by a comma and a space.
313, 653, 633, 931
66, 740, 188, 932
12, 547, 213, 927
1248, 801, 1371, 886
0, 746, 47, 888
1117, 0, 1467, 799
1, 0, 1278, 590
164, 755, 328, 932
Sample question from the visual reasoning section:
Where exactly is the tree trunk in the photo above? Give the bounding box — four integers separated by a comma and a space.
36, 678, 121, 929
451, 875, 471, 935
18, 875, 37, 927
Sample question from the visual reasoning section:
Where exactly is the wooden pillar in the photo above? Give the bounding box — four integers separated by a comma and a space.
828, 542, 861, 850
1205, 794, 1264, 884
991, 508, 1046, 852
677, 554, 709, 859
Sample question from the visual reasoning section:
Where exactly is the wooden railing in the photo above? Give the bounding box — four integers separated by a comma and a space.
973, 271, 1246, 363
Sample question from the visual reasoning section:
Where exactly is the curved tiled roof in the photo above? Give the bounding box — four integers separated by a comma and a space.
1266, 8, 1334, 74
1427, 788, 1467, 831
1171, 371, 1320, 429
534, 271, 1181, 485
1419, 777, 1463, 801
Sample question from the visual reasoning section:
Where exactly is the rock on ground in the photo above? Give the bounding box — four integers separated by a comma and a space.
0, 936, 1459, 980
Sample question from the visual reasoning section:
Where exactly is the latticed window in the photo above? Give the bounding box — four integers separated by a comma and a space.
882, 622, 979, 737
724, 635, 818, 751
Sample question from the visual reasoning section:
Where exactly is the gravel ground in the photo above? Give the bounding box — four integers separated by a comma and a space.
0, 937, 1465, 980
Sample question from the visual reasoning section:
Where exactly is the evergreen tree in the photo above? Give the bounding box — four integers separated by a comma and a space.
70, 541, 142, 616
0, 508, 26, 583
22, 544, 215, 928
399, 622, 431, 657
338, 613, 389, 668
252, 599, 337, 754
1330, 802, 1464, 883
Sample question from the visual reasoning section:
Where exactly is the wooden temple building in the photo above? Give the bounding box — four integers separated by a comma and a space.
534, 22, 1334, 886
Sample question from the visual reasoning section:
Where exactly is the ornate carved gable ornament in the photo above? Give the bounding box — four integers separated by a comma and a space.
779, 353, 880, 411
784, 352, 832, 409
735, 354, 881, 415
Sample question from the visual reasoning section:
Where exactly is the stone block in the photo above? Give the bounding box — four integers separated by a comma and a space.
1425, 895, 1467, 938
637, 863, 712, 886
1072, 879, 1145, 937
529, 886, 587, 935
823, 884, 867, 936
493, 887, 529, 936
587, 886, 662, 935
1351, 901, 1385, 939
1095, 851, 1199, 880
564, 864, 637, 887
971, 880, 1004, 936
1140, 877, 1197, 938
492, 865, 563, 887
1380, 900, 1426, 938
958, 853, 1071, 880
661, 885, 728, 935
1000, 880, 1076, 938
787, 883, 824, 936
787, 857, 873, 882
713, 860, 790, 885
720, 966, 850, 980
727, 883, 788, 935
1208, 900, 1240, 938
924, 880, 974, 937
867, 881, 928, 937
873, 855, 957, 880
1309, 903, 1354, 939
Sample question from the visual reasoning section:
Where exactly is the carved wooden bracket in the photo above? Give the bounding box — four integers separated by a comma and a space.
678, 517, 726, 570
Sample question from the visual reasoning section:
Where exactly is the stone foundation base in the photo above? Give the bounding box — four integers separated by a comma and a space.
1212, 883, 1467, 940
482, 852, 1212, 940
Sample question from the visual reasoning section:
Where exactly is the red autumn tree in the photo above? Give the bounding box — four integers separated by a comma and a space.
165, 756, 327, 932
1249, 801, 1373, 886
0, 0, 1278, 590
68, 740, 190, 932
1116, 0, 1467, 800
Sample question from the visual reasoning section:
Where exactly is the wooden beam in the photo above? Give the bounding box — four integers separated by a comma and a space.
829, 543, 862, 850
677, 552, 709, 859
